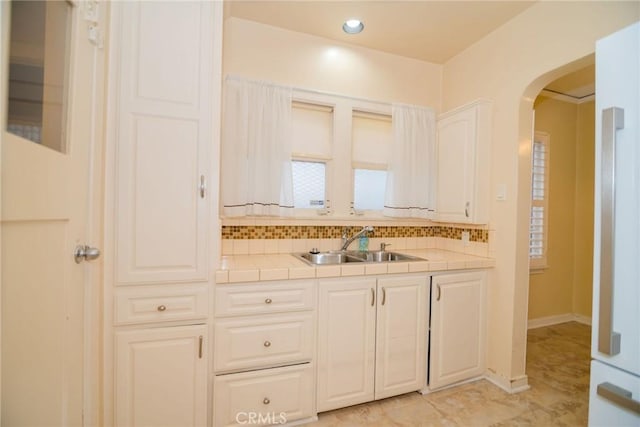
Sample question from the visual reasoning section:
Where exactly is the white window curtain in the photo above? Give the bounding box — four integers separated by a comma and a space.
221, 77, 294, 217
384, 103, 436, 218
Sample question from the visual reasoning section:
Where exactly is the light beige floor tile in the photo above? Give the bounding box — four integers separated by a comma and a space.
313, 322, 591, 427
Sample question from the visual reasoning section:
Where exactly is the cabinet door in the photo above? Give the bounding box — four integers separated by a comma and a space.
429, 272, 486, 390
115, 325, 207, 427
375, 276, 428, 400
435, 100, 491, 224
113, 1, 215, 284
317, 278, 377, 412
436, 108, 476, 223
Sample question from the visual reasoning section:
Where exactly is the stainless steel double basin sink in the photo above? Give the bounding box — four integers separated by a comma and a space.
293, 250, 424, 266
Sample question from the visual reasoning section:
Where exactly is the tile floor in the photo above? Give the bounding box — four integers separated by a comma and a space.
314, 322, 591, 426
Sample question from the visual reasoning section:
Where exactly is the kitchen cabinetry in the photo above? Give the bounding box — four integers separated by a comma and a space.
317, 275, 428, 412
435, 100, 492, 224
115, 325, 207, 427
213, 280, 317, 426
112, 1, 215, 285
105, 1, 221, 426
428, 271, 486, 390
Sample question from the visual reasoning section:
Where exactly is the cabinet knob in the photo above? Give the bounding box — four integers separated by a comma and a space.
263, 340, 271, 347
157, 305, 167, 312
263, 398, 270, 405
265, 298, 272, 304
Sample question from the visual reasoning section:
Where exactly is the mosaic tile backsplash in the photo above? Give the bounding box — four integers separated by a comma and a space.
221, 225, 488, 243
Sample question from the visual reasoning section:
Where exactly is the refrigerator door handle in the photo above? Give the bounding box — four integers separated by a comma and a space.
598, 106, 624, 356
597, 382, 640, 415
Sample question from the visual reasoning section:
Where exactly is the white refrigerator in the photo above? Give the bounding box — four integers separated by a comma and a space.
589, 21, 640, 426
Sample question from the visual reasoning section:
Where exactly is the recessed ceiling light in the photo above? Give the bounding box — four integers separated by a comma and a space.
343, 19, 364, 34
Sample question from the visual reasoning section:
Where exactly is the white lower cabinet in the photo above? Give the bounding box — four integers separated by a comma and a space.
213, 280, 317, 426
214, 363, 315, 427
115, 324, 207, 427
214, 312, 314, 373
317, 275, 428, 412
428, 271, 486, 390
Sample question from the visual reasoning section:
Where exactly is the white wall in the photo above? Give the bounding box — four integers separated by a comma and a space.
443, 2, 639, 389
223, 17, 442, 108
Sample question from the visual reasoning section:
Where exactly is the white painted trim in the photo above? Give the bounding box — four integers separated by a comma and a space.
420, 375, 484, 394
527, 313, 592, 329
572, 313, 592, 326
484, 371, 530, 394
421, 373, 530, 396
540, 89, 595, 105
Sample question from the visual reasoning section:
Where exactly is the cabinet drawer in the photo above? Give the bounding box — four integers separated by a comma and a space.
215, 281, 315, 317
214, 363, 314, 427
215, 313, 314, 373
115, 284, 209, 325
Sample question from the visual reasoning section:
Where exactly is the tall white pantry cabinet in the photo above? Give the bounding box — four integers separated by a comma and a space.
103, 2, 222, 426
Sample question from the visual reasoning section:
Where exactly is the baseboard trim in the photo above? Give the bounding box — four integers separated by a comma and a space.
484, 371, 530, 394
527, 313, 592, 329
572, 313, 592, 326
420, 375, 484, 394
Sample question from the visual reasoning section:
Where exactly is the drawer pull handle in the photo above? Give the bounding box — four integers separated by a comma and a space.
265, 298, 272, 304
157, 305, 167, 312
263, 340, 271, 347
263, 398, 270, 405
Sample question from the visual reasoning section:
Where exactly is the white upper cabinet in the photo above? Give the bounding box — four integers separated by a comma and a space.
111, 1, 215, 284
435, 100, 492, 224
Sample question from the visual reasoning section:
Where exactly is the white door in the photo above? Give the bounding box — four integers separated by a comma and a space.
375, 276, 428, 400
1, 1, 104, 425
317, 277, 376, 412
429, 272, 486, 390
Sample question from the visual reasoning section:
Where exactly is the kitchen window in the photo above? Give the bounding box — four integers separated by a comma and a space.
351, 110, 391, 214
292, 160, 326, 209
353, 168, 387, 211
530, 132, 549, 270
291, 101, 333, 214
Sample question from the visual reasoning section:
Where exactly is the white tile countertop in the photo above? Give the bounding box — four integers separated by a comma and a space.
215, 249, 495, 284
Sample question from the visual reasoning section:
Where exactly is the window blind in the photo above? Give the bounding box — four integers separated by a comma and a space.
530, 136, 549, 266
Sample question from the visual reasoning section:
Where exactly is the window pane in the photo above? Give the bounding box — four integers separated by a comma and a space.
354, 169, 386, 210
292, 161, 326, 209
529, 206, 544, 258
7, 0, 71, 152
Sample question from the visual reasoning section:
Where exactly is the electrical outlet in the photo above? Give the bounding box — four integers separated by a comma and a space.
462, 231, 470, 246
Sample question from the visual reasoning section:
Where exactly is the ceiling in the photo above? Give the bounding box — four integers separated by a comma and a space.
543, 63, 595, 100
227, 1, 537, 64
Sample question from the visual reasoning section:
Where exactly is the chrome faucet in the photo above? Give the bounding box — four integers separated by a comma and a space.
340, 226, 374, 251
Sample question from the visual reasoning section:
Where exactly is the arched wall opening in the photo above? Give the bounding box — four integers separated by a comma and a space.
442, 2, 639, 391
